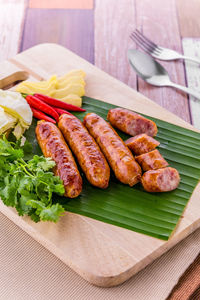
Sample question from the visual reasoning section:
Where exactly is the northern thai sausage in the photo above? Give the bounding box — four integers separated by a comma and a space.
135, 149, 168, 171
125, 134, 160, 155
107, 108, 157, 137
83, 113, 142, 186
141, 167, 180, 192
58, 114, 110, 189
36, 120, 82, 198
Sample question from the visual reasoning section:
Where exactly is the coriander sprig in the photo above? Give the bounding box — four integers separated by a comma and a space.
0, 136, 65, 222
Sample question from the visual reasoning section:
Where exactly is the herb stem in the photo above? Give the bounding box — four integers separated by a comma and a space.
18, 163, 34, 178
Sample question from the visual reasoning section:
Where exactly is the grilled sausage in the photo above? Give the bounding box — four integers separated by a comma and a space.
83, 113, 142, 186
125, 134, 160, 155
135, 149, 168, 171
107, 108, 157, 137
58, 114, 110, 188
141, 167, 180, 192
35, 120, 82, 198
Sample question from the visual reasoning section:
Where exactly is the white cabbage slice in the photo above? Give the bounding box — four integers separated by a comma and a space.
0, 89, 32, 126
0, 89, 33, 139
0, 107, 16, 135
13, 123, 25, 140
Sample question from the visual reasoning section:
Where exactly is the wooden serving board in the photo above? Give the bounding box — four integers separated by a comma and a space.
0, 43, 200, 287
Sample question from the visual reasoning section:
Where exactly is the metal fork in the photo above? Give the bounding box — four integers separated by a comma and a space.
130, 29, 200, 64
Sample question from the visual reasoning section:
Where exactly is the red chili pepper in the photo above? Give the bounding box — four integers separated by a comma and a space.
26, 95, 59, 122
34, 93, 86, 112
31, 107, 56, 123
54, 107, 72, 116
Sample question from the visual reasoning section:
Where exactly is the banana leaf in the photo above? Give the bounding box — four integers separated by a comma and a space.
25, 96, 200, 240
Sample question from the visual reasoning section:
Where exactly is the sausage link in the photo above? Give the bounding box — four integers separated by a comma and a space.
135, 149, 168, 171
83, 113, 142, 186
107, 108, 157, 137
58, 114, 110, 188
35, 120, 82, 198
141, 167, 180, 192
125, 134, 160, 155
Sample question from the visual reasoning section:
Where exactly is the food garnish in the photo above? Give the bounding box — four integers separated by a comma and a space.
54, 107, 72, 116
0, 107, 16, 136
16, 75, 57, 95
25, 95, 60, 122
34, 93, 86, 112
16, 70, 86, 107
0, 89, 32, 139
51, 84, 84, 99
31, 107, 56, 123
57, 94, 82, 108
25, 93, 85, 122
56, 70, 86, 89
0, 136, 65, 222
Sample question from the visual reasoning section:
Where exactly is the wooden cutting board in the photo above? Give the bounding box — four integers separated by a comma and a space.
0, 43, 200, 287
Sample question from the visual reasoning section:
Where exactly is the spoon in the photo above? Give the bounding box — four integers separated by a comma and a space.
128, 49, 200, 100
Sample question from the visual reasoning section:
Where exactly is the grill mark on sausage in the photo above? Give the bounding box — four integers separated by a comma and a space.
58, 114, 110, 189
35, 120, 82, 198
135, 149, 168, 171
83, 113, 142, 186
125, 134, 160, 155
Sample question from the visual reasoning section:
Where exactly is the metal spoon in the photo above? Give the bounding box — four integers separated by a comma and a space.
128, 49, 200, 100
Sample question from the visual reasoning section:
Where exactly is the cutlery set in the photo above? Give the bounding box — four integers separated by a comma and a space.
129, 29, 200, 99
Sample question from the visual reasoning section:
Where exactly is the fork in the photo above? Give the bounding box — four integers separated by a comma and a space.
130, 29, 200, 64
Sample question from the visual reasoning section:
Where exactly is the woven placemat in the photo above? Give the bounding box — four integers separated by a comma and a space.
167, 253, 200, 300
0, 211, 200, 300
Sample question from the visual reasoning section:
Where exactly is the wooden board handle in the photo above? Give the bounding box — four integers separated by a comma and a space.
0, 71, 29, 90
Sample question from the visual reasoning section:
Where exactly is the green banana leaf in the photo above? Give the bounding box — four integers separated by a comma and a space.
25, 96, 200, 240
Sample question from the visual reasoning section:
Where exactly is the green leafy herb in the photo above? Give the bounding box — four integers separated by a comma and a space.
0, 136, 65, 222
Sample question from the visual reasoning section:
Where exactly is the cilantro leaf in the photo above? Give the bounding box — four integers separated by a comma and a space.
0, 175, 18, 207
16, 192, 36, 216
21, 139, 33, 154
29, 212, 40, 223
26, 199, 46, 213
0, 138, 24, 161
27, 156, 55, 172
39, 204, 65, 222
0, 136, 65, 223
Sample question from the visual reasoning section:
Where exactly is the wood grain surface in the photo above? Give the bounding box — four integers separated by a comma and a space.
22, 8, 94, 63
1, 0, 200, 296
95, 0, 137, 90
182, 38, 200, 129
135, 0, 190, 122
176, 0, 200, 37
0, 0, 27, 62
